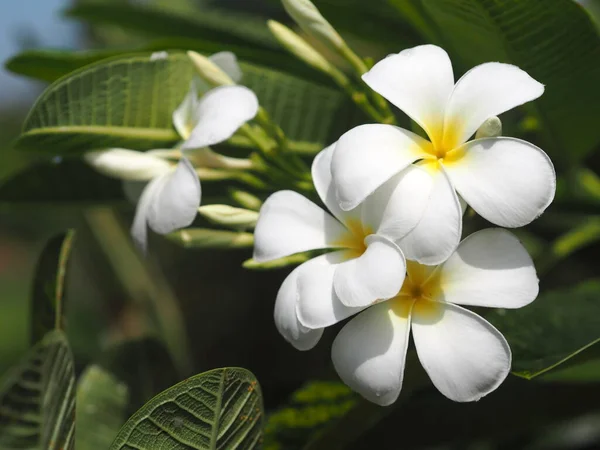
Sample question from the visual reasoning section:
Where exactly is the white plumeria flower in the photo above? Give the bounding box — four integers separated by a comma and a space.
86, 52, 258, 252
331, 45, 556, 263
276, 227, 537, 404
254, 144, 434, 348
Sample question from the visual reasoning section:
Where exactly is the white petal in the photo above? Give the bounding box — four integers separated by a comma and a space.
333, 235, 406, 308
311, 143, 360, 224
362, 45, 454, 145
146, 158, 201, 235
331, 124, 428, 211
209, 51, 243, 83
173, 81, 199, 140
130, 173, 166, 253
444, 137, 556, 227
182, 85, 259, 150
84, 148, 172, 181
412, 301, 511, 402
253, 191, 347, 262
274, 263, 323, 351
332, 300, 413, 406
296, 252, 363, 329
361, 165, 433, 241
444, 63, 544, 146
439, 228, 538, 308
398, 166, 461, 265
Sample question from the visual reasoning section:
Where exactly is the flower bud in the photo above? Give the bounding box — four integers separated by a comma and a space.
243, 253, 311, 270
229, 189, 263, 211
281, 0, 344, 50
84, 148, 172, 181
268, 20, 336, 75
475, 116, 502, 139
167, 228, 254, 249
187, 51, 235, 86
197, 204, 259, 229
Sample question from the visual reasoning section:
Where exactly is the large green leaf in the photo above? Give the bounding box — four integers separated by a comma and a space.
0, 330, 76, 450
389, 0, 600, 163
486, 280, 600, 379
109, 367, 264, 450
5, 39, 326, 85
76, 365, 129, 450
66, 2, 279, 53
30, 231, 76, 344
15, 52, 353, 155
15, 53, 192, 153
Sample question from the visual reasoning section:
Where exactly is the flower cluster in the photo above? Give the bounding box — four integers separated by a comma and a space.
254, 45, 556, 404
85, 52, 259, 252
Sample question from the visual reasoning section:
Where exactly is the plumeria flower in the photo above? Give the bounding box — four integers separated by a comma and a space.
331, 45, 555, 263
85, 52, 258, 251
331, 228, 538, 404
253, 144, 435, 348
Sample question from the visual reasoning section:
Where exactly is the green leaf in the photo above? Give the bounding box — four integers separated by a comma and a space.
0, 330, 76, 450
263, 381, 356, 450
30, 231, 76, 344
76, 365, 129, 450
66, 2, 279, 53
486, 280, 600, 379
389, 0, 600, 163
15, 52, 354, 155
15, 53, 192, 154
110, 367, 264, 450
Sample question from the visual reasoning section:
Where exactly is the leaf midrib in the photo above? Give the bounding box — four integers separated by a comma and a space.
21, 126, 179, 140
210, 369, 226, 450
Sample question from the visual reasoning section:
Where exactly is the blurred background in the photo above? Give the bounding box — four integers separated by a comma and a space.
1, 1, 600, 449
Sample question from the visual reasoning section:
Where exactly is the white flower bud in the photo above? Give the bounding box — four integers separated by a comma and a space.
84, 148, 172, 181
187, 51, 235, 86
475, 116, 502, 139
281, 0, 344, 50
268, 20, 336, 75
197, 204, 259, 229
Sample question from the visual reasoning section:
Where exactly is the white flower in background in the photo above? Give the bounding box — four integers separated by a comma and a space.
254, 144, 435, 349
85, 52, 258, 252
331, 45, 556, 263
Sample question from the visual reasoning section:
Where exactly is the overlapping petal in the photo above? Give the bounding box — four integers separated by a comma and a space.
131, 158, 201, 252
443, 63, 544, 146
362, 45, 454, 144
311, 143, 359, 224
333, 235, 406, 308
412, 301, 511, 402
295, 252, 363, 329
397, 166, 462, 265
331, 124, 429, 210
182, 85, 259, 150
444, 137, 555, 227
439, 229, 538, 308
361, 165, 432, 240
274, 263, 324, 351
253, 191, 347, 262
332, 300, 413, 406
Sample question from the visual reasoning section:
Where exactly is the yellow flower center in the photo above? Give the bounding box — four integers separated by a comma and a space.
421, 121, 465, 166
391, 261, 443, 320
333, 218, 373, 260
